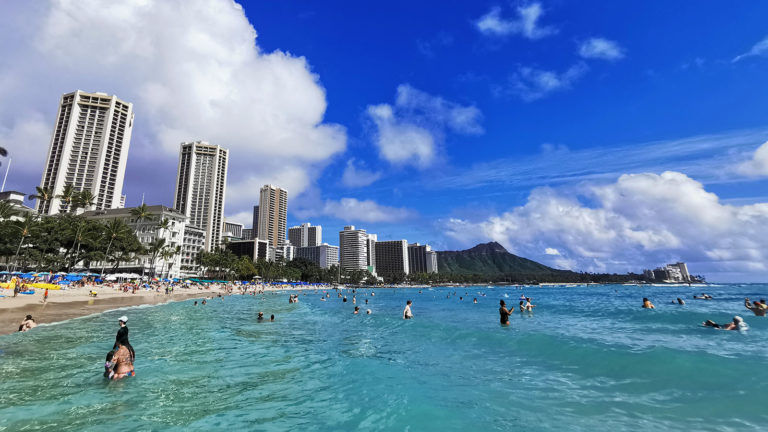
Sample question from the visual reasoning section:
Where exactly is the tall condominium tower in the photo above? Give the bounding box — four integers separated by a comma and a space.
375, 240, 410, 276
339, 225, 377, 273
37, 91, 134, 215
173, 141, 228, 252
257, 185, 288, 247
408, 243, 438, 274
288, 222, 322, 247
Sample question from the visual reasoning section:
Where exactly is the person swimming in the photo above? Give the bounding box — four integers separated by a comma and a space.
744, 298, 766, 317
499, 300, 512, 326
18, 314, 37, 332
524, 298, 535, 312
257, 312, 265, 321
270, 314, 275, 322
674, 298, 685, 305
353, 306, 360, 314
642, 298, 655, 309
704, 316, 747, 331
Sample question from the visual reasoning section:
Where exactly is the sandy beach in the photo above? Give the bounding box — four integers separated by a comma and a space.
0, 285, 218, 336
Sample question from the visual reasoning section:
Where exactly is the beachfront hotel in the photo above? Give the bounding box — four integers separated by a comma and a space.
375, 240, 410, 276
37, 90, 134, 215
173, 141, 228, 252
408, 243, 438, 274
82, 205, 197, 279
339, 225, 377, 274
288, 222, 322, 247
295, 243, 339, 269
256, 185, 288, 247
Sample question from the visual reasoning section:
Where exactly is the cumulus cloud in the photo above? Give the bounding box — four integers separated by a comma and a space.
475, 3, 557, 39
733, 35, 768, 63
311, 198, 415, 223
507, 63, 588, 101
341, 159, 382, 188
578, 37, 625, 60
736, 141, 768, 177
0, 0, 345, 218
544, 248, 561, 255
367, 84, 483, 168
443, 171, 768, 277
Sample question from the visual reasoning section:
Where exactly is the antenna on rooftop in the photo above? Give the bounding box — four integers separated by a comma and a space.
1, 158, 11, 192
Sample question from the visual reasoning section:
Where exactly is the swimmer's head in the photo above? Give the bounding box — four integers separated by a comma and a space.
366, 309, 371, 314
643, 298, 648, 302
734, 316, 744, 323
500, 300, 506, 306
406, 300, 412, 305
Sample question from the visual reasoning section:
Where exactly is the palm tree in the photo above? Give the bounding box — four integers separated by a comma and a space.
75, 190, 96, 211
147, 238, 167, 277
56, 184, 77, 213
100, 218, 131, 277
0, 200, 19, 221
9, 213, 37, 273
29, 186, 54, 213
160, 245, 181, 279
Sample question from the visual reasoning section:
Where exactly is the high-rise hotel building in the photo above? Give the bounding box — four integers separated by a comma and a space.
173, 141, 228, 252
257, 185, 288, 247
339, 225, 377, 273
288, 222, 322, 247
37, 91, 134, 215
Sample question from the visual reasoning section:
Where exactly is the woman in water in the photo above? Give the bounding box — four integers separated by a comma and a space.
642, 298, 655, 309
110, 341, 135, 380
499, 300, 512, 326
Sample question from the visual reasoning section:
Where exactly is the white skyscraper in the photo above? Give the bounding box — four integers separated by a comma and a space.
37, 91, 134, 215
339, 225, 376, 273
257, 185, 288, 247
173, 141, 228, 252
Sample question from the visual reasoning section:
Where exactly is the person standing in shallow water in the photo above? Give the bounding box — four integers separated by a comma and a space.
499, 300, 512, 326
403, 300, 413, 319
114, 316, 135, 363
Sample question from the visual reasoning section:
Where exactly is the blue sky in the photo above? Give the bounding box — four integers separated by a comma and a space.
2, 1, 768, 280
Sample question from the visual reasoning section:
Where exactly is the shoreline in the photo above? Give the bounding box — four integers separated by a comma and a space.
0, 288, 208, 336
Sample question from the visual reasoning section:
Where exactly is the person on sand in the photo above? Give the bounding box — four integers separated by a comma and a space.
499, 300, 513, 326
110, 341, 135, 380
744, 298, 766, 317
43, 288, 49, 303
18, 314, 37, 332
114, 316, 135, 363
642, 298, 655, 309
403, 300, 413, 320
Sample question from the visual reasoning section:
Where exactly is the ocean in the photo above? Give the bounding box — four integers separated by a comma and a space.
1, 284, 767, 431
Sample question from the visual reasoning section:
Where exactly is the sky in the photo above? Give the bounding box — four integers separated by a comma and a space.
1, 0, 768, 281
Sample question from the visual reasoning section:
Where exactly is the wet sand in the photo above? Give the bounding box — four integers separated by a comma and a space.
0, 290, 206, 336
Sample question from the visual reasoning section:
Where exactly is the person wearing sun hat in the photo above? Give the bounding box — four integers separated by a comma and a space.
113, 315, 135, 362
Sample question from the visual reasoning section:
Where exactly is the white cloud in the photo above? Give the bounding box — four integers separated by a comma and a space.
443, 171, 768, 277
733, 35, 768, 62
367, 84, 482, 168
544, 247, 560, 255
341, 159, 382, 188
475, 3, 557, 40
311, 198, 415, 223
736, 141, 768, 177
578, 37, 625, 60
0, 0, 345, 214
508, 63, 588, 101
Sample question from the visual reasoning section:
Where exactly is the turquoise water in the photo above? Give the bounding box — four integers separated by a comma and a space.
1, 284, 767, 431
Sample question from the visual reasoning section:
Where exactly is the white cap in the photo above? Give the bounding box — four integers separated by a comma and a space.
119, 316, 128, 322
734, 316, 743, 322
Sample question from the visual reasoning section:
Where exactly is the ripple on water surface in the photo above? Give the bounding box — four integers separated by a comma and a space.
1, 285, 768, 431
